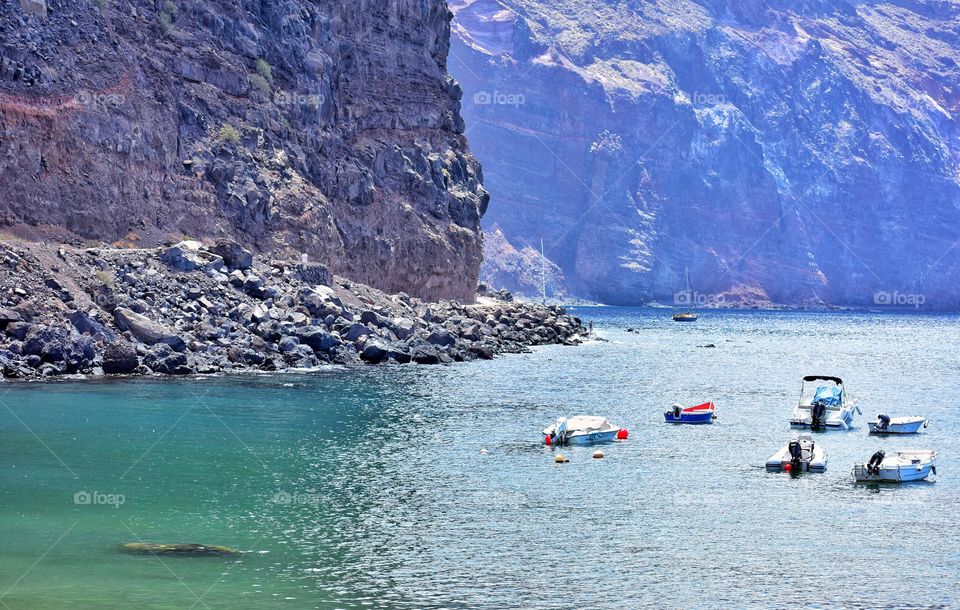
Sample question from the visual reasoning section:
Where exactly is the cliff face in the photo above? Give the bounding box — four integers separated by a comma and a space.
0, 0, 488, 301
450, 0, 960, 307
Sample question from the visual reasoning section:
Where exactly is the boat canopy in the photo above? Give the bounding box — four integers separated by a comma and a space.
563, 416, 612, 432
813, 385, 842, 406
803, 375, 843, 384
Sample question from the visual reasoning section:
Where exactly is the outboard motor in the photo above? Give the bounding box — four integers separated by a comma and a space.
672, 404, 683, 419
867, 450, 886, 476
811, 400, 827, 429
555, 418, 569, 445
788, 440, 803, 468
877, 413, 890, 430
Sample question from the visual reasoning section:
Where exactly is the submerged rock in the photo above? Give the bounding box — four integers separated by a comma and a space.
119, 542, 239, 556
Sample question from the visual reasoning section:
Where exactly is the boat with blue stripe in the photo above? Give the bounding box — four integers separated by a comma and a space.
543, 416, 626, 445
664, 401, 716, 424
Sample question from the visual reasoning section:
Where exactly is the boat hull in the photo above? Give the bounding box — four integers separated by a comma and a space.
853, 450, 937, 482
564, 429, 621, 445
868, 418, 926, 434
765, 441, 827, 472
789, 409, 855, 430
664, 411, 713, 424
766, 460, 826, 472
853, 463, 935, 482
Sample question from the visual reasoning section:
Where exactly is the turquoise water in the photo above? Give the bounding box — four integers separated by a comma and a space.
1, 308, 958, 609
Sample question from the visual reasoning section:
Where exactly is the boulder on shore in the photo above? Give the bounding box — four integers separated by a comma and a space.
113, 308, 186, 351
210, 240, 254, 270
102, 341, 139, 374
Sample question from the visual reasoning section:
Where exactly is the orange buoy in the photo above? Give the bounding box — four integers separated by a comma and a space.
784, 463, 793, 472
616, 428, 629, 440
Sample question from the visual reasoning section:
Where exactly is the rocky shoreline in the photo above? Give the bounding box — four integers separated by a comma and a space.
0, 240, 587, 381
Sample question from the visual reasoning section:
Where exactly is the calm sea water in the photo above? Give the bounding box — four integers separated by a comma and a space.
1, 308, 958, 609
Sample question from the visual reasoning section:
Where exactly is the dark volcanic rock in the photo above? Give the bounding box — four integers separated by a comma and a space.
143, 344, 190, 375
102, 341, 140, 375
295, 326, 341, 353
0, 309, 22, 329
426, 328, 456, 347
22, 325, 94, 373
292, 263, 332, 287
360, 339, 389, 364
411, 346, 442, 365
5, 322, 31, 341
210, 240, 253, 270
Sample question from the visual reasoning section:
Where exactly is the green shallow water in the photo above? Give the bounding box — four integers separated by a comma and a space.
1, 308, 958, 609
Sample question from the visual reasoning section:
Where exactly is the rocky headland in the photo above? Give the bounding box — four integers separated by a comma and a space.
0, 239, 587, 380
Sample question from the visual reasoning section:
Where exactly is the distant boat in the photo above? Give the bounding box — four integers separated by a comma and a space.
673, 267, 699, 322
789, 375, 861, 430
868, 414, 927, 435
664, 401, 715, 424
543, 416, 626, 445
853, 449, 937, 482
766, 435, 826, 472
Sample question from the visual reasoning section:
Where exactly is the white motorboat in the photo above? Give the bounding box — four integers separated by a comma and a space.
789, 375, 861, 430
543, 416, 625, 445
853, 449, 937, 482
868, 414, 927, 435
765, 435, 826, 472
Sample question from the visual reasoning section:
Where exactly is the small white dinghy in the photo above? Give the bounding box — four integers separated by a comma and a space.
868, 414, 927, 435
853, 449, 937, 482
543, 416, 626, 445
766, 435, 826, 472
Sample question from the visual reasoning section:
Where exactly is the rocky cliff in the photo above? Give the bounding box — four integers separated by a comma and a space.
0, 0, 489, 302
450, 0, 960, 308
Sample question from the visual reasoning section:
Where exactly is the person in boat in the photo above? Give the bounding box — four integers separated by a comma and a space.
876, 414, 890, 431
867, 450, 885, 475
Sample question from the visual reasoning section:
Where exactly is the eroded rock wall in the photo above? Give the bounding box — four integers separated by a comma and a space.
0, 0, 488, 301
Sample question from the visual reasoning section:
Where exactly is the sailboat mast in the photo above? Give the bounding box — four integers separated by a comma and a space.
540, 238, 547, 304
